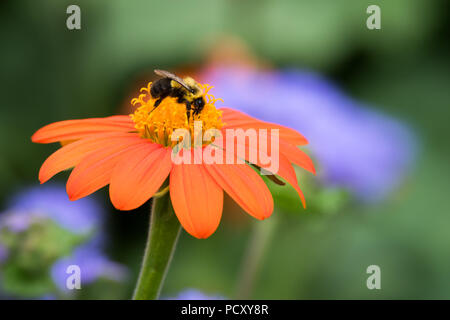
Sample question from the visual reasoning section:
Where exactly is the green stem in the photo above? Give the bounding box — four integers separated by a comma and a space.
132, 193, 181, 300
235, 213, 279, 299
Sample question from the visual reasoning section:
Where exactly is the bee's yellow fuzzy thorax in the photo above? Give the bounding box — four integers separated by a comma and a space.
130, 82, 224, 147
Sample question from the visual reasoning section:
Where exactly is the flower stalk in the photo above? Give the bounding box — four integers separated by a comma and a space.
133, 190, 181, 300
235, 213, 279, 299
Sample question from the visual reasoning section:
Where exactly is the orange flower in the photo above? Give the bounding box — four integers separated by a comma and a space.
32, 82, 315, 239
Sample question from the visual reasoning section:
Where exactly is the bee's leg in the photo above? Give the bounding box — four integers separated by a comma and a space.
185, 101, 192, 121
177, 97, 192, 121
153, 98, 163, 108
153, 92, 169, 109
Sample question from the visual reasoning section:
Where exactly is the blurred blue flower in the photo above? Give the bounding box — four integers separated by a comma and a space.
0, 210, 34, 233
203, 68, 415, 201
7, 184, 102, 234
0, 183, 126, 297
167, 289, 225, 300
0, 244, 7, 263
51, 245, 127, 291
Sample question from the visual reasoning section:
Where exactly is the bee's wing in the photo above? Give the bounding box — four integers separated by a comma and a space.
154, 69, 193, 92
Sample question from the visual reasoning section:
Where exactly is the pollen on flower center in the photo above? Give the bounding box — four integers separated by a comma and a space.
130, 82, 224, 147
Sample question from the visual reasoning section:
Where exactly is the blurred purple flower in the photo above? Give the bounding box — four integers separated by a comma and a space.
202, 68, 415, 201
167, 289, 225, 300
0, 244, 7, 263
7, 184, 102, 234
0, 183, 126, 294
0, 210, 36, 233
51, 246, 127, 291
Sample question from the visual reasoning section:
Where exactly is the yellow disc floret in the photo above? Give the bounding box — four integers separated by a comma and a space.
130, 82, 224, 147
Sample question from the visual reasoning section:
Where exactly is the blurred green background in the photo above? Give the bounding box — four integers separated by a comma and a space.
1, 0, 449, 299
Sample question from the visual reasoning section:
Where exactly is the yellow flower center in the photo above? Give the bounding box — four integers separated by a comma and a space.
130, 82, 224, 147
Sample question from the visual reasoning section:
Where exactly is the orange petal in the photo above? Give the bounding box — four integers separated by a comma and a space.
66, 140, 150, 201
170, 149, 223, 239
204, 163, 273, 220
220, 107, 308, 145
279, 140, 316, 174
32, 116, 135, 144
109, 145, 172, 211
276, 153, 306, 208
220, 129, 307, 208
219, 125, 310, 208
220, 126, 279, 166
39, 132, 142, 184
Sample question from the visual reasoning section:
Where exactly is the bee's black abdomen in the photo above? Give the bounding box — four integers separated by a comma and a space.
150, 78, 172, 98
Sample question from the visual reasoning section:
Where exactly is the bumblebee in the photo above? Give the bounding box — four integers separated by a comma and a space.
150, 69, 205, 120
